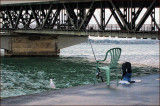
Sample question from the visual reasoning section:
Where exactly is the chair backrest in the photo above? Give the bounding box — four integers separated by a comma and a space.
106, 48, 121, 69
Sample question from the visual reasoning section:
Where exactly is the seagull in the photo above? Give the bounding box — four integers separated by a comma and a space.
50, 79, 56, 89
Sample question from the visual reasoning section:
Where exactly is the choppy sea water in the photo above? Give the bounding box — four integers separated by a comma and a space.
1, 44, 159, 98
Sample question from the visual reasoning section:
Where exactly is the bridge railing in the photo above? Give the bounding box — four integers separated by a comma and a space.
140, 24, 159, 32
86, 24, 160, 32
1, 24, 159, 32
86, 24, 121, 31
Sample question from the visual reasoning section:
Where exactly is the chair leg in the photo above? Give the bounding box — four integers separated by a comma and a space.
106, 69, 110, 86
94, 75, 97, 85
94, 69, 98, 85
115, 70, 119, 86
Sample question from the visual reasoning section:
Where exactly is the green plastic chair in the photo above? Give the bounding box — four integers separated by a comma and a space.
95, 48, 121, 86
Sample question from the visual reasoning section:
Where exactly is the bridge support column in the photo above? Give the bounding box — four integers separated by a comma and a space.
1, 34, 88, 57
5, 35, 60, 56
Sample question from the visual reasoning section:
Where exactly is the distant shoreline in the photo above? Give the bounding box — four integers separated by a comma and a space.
88, 39, 159, 44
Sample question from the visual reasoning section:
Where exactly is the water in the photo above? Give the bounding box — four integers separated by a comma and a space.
1, 44, 159, 98
61, 44, 159, 67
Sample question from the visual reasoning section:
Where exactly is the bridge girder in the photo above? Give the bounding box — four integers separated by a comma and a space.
0, 0, 159, 36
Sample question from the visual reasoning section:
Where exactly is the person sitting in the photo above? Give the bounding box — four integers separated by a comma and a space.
119, 62, 135, 84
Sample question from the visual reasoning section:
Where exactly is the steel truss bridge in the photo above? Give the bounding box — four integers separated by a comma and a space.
0, 0, 160, 39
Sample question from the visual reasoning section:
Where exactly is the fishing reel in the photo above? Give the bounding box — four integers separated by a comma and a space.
96, 68, 104, 82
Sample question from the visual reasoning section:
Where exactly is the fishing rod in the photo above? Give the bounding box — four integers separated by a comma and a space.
89, 38, 104, 82
89, 39, 97, 61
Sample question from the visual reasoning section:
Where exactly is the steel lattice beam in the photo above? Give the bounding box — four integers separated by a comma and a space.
104, 13, 113, 28
100, 2, 105, 30
150, 13, 160, 31
79, 2, 97, 30
93, 14, 101, 29
109, 0, 129, 31
14, 6, 23, 28
63, 3, 77, 30
51, 6, 61, 28
42, 3, 53, 28
107, 2, 124, 30
131, 4, 144, 30
5, 7, 14, 28
0, 0, 159, 34
135, 0, 156, 31
30, 5, 40, 27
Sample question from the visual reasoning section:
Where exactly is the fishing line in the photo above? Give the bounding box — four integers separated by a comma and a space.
89, 37, 104, 82
89, 38, 97, 61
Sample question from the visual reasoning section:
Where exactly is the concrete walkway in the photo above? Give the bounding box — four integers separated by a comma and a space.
1, 74, 159, 105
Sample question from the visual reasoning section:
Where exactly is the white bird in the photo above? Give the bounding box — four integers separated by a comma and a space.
50, 79, 56, 89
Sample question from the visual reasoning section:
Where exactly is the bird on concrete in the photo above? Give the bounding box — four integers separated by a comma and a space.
50, 79, 56, 89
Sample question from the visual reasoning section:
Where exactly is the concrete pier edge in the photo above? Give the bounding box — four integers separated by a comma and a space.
1, 74, 159, 105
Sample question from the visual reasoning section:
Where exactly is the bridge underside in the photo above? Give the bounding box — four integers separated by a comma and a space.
2, 30, 159, 40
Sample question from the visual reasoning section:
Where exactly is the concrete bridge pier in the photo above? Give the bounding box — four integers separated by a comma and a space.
1, 35, 87, 57
3, 35, 60, 56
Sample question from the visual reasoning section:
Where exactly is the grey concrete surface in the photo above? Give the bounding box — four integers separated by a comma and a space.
1, 74, 159, 105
